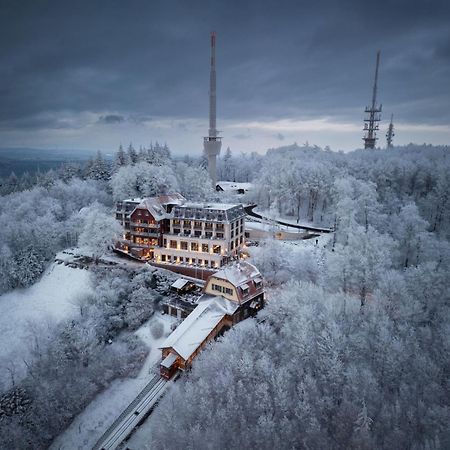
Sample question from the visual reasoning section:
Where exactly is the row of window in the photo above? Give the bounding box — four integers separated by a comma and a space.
172, 229, 224, 239
172, 219, 225, 230
133, 237, 158, 245
211, 284, 233, 296
230, 227, 244, 238
167, 240, 222, 254
230, 236, 244, 250
160, 254, 223, 268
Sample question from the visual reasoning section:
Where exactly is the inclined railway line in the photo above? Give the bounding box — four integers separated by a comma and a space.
91, 374, 170, 450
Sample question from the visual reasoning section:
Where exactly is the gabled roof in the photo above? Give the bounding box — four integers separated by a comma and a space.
130, 193, 186, 221
171, 278, 192, 290
216, 181, 253, 192
159, 297, 235, 360
211, 261, 261, 287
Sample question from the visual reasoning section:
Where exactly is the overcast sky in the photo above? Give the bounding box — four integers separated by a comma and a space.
1, 0, 449, 155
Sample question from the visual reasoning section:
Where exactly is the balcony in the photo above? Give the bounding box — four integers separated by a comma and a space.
130, 221, 159, 228
131, 231, 160, 238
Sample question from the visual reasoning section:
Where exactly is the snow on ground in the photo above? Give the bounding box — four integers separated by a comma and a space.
246, 218, 309, 233
49, 313, 176, 450
0, 260, 92, 390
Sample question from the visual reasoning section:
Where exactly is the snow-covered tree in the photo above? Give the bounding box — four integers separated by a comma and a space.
77, 204, 122, 262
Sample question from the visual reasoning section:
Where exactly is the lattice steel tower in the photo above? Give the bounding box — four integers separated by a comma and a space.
386, 113, 395, 148
203, 31, 222, 186
363, 51, 382, 149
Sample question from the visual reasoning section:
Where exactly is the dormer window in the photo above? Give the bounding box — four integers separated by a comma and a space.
240, 284, 249, 297
254, 278, 263, 289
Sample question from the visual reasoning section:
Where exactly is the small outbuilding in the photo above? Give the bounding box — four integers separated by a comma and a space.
170, 278, 196, 294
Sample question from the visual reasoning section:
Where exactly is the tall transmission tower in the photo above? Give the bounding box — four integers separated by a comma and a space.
363, 51, 382, 149
386, 113, 395, 148
203, 31, 222, 187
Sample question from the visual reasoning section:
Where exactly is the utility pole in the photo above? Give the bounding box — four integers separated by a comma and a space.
386, 113, 395, 148
363, 51, 382, 149
203, 31, 222, 187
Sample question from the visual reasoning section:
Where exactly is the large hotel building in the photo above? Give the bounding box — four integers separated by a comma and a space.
115, 194, 246, 269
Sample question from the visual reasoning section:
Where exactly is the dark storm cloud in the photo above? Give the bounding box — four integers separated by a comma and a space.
97, 114, 125, 125
1, 0, 450, 136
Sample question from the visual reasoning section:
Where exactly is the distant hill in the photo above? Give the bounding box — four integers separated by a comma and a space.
0, 148, 108, 177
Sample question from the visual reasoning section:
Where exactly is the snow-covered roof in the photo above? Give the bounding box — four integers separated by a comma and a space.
211, 261, 261, 288
159, 297, 236, 360
161, 352, 178, 369
197, 294, 240, 315
182, 202, 241, 211
171, 278, 191, 290
122, 198, 145, 203
216, 181, 253, 192
131, 193, 186, 221
173, 202, 246, 222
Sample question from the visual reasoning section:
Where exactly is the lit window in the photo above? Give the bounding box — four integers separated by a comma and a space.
202, 244, 209, 253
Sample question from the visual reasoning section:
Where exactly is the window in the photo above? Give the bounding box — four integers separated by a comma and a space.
216, 232, 224, 239
194, 230, 201, 237
180, 257, 184, 263
225, 287, 233, 295
240, 226, 243, 233
230, 241, 234, 250
235, 238, 239, 247
191, 242, 199, 251
205, 231, 212, 238
205, 223, 213, 229
184, 220, 191, 227
231, 231, 234, 238
216, 223, 224, 230
161, 254, 166, 262
198, 259, 203, 265
173, 228, 180, 234
184, 229, 190, 236
254, 279, 262, 289
213, 245, 221, 254
170, 240, 177, 249
191, 258, 196, 264
202, 244, 209, 253
194, 221, 202, 228
212, 284, 222, 292
173, 219, 181, 226
180, 241, 188, 250
163, 238, 167, 247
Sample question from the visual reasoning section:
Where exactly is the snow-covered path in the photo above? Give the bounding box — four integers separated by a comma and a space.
0, 262, 92, 390
49, 313, 175, 450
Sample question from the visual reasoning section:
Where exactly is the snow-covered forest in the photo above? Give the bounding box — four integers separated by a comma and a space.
151, 144, 449, 449
0, 142, 449, 449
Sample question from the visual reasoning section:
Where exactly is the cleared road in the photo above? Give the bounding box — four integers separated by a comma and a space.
244, 204, 332, 233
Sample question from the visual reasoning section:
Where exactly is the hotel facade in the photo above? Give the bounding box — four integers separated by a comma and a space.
115, 194, 246, 269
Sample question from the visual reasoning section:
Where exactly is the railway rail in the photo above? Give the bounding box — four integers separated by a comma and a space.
91, 374, 170, 450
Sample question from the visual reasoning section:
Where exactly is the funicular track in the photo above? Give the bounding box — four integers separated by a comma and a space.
91, 373, 171, 450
